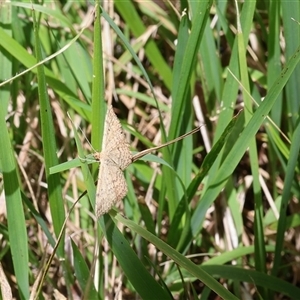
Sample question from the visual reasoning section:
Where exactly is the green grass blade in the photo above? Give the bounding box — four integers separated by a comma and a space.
91, 2, 106, 164
71, 239, 98, 299
201, 266, 300, 299
282, 2, 300, 128
114, 0, 172, 90
33, 7, 65, 252
236, 3, 267, 297
268, 1, 283, 125
272, 121, 300, 276
213, 1, 256, 141
169, 0, 213, 140
102, 214, 172, 299
0, 117, 29, 300
117, 214, 239, 300
0, 4, 29, 299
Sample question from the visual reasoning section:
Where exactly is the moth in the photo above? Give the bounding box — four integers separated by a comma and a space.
94, 105, 199, 217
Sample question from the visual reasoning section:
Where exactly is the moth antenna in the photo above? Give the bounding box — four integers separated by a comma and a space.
78, 125, 97, 153
67, 111, 97, 153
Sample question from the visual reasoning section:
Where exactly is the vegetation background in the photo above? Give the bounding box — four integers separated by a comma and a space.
0, 0, 300, 299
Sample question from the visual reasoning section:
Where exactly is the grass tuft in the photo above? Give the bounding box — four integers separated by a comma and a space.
0, 1, 300, 299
